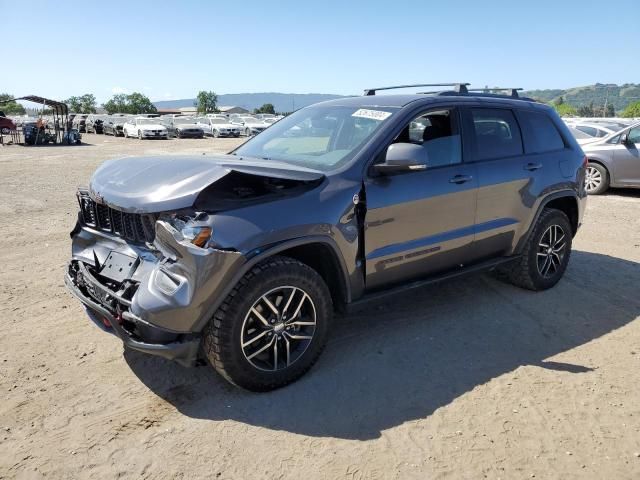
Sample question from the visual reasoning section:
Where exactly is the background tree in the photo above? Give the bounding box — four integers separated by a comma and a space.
0, 93, 26, 115
576, 102, 594, 117
553, 102, 577, 117
65, 94, 97, 113
254, 103, 276, 114
126, 92, 157, 114
621, 100, 640, 118
102, 94, 129, 114
196, 91, 218, 113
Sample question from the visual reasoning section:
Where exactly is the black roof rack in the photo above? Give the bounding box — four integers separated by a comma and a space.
364, 83, 469, 96
466, 87, 523, 98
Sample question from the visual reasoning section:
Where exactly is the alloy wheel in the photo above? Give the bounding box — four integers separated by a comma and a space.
585, 166, 602, 193
536, 224, 566, 278
240, 286, 316, 372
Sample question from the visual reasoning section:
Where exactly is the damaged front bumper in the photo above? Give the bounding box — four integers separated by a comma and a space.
65, 218, 244, 367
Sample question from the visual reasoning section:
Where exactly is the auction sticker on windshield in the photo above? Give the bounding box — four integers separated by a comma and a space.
351, 109, 392, 121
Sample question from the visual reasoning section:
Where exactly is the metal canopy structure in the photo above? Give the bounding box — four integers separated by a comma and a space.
0, 95, 70, 144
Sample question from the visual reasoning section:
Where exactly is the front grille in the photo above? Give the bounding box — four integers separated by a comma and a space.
77, 190, 156, 244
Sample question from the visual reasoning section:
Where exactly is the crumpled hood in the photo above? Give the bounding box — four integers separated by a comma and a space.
89, 154, 324, 213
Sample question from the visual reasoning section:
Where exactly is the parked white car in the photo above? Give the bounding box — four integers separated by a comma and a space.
123, 117, 168, 140
230, 116, 269, 136
197, 118, 241, 138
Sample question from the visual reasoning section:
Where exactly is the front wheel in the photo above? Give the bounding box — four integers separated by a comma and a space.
496, 208, 572, 291
585, 162, 609, 195
202, 256, 332, 391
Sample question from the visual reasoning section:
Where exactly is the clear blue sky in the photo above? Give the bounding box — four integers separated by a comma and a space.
3, 0, 638, 103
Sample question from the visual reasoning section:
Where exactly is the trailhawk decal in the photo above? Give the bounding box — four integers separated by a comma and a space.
351, 109, 392, 121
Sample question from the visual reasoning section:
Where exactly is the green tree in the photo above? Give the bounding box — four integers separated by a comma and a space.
621, 100, 640, 118
102, 94, 129, 114
577, 102, 594, 117
65, 94, 97, 113
553, 102, 577, 117
196, 91, 218, 113
0, 93, 26, 115
126, 92, 157, 114
254, 103, 276, 114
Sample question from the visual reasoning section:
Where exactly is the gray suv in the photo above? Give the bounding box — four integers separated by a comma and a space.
65, 83, 587, 391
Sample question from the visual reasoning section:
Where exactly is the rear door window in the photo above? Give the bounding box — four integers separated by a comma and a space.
470, 108, 523, 161
517, 110, 565, 153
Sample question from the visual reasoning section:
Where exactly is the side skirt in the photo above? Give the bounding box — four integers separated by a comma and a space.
344, 256, 519, 314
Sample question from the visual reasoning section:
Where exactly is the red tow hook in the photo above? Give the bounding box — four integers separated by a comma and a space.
101, 313, 122, 328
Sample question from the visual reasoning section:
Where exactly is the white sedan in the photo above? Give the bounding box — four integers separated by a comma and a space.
197, 118, 241, 137
123, 118, 168, 140
230, 116, 269, 136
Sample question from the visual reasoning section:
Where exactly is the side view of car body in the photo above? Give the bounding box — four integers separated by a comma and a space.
66, 85, 587, 391
123, 117, 168, 139
582, 121, 640, 194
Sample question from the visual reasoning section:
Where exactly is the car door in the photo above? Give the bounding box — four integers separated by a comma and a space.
462, 106, 538, 260
613, 126, 640, 186
363, 107, 478, 290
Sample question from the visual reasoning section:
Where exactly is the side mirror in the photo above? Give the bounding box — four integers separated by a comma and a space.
620, 133, 632, 145
374, 143, 428, 174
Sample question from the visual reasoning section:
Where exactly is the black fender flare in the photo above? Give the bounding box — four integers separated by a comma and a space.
192, 235, 352, 332
514, 190, 580, 255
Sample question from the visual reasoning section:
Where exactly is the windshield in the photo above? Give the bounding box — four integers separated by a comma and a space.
233, 105, 396, 171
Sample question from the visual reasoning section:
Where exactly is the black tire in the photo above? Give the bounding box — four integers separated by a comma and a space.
585, 162, 609, 195
1, 127, 9, 134
202, 256, 332, 391
496, 208, 572, 291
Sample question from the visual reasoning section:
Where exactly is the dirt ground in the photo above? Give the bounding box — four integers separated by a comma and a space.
1, 133, 639, 479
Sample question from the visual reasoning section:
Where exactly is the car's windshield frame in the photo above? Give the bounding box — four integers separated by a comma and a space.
232, 104, 397, 173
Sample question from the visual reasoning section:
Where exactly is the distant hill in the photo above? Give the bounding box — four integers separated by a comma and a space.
522, 83, 640, 112
154, 93, 347, 113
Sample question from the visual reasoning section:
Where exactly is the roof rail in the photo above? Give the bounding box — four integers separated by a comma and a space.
364, 83, 469, 96
466, 87, 523, 98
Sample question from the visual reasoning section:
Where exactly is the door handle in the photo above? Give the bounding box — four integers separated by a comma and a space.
524, 162, 543, 171
449, 174, 473, 184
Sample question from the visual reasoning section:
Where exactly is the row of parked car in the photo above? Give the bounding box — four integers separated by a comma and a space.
70, 113, 283, 139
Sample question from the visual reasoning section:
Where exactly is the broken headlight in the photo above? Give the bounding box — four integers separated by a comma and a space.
163, 214, 212, 248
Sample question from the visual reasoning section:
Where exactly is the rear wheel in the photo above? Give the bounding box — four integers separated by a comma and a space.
202, 256, 332, 391
585, 162, 609, 195
496, 208, 572, 291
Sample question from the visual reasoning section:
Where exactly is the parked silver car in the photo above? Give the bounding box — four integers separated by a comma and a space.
582, 122, 640, 194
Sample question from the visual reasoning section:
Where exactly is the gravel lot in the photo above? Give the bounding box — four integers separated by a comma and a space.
1, 133, 639, 479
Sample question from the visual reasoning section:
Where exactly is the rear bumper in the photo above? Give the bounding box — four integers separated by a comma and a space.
65, 272, 201, 366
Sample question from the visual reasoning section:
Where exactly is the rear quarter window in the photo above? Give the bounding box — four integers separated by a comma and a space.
470, 108, 523, 161
517, 110, 565, 154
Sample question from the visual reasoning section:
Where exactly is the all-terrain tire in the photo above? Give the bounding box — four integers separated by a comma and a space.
202, 256, 333, 391
496, 208, 572, 291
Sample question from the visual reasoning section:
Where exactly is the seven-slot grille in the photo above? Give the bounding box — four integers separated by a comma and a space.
77, 190, 156, 244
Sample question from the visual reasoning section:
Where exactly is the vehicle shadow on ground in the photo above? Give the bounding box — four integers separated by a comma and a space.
124, 250, 640, 440
605, 188, 640, 198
